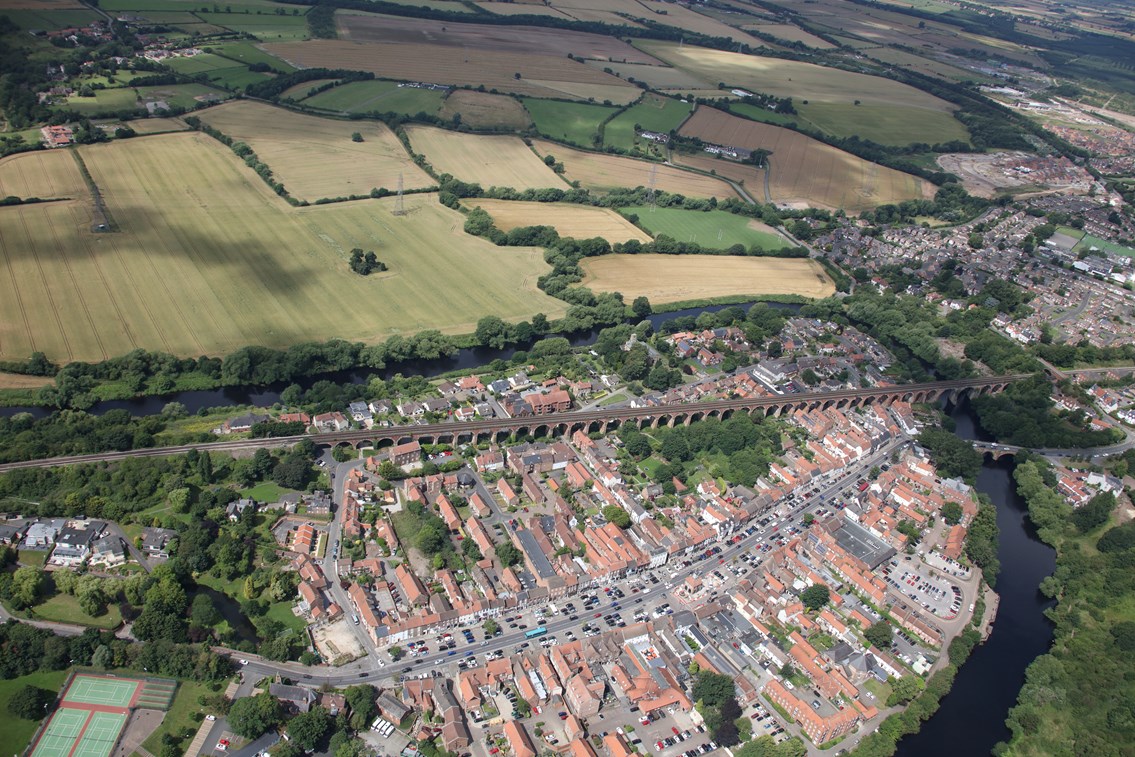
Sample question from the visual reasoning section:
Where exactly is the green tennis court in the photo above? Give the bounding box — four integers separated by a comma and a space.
62, 676, 139, 707
31, 708, 89, 757
71, 712, 128, 757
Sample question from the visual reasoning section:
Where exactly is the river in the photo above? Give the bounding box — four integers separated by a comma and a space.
1, 301, 799, 419
894, 399, 1056, 756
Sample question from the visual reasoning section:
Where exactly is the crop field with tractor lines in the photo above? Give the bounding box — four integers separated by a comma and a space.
197, 100, 433, 200
678, 107, 935, 211
407, 126, 568, 190
580, 254, 835, 303
0, 133, 565, 363
469, 199, 652, 243
530, 139, 739, 199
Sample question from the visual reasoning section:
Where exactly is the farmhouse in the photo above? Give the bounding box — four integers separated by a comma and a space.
40, 125, 73, 148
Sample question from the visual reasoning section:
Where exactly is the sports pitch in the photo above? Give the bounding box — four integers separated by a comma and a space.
62, 676, 139, 708
32, 710, 128, 757
29, 675, 152, 757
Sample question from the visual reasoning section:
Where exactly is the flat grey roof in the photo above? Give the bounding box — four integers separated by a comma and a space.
834, 519, 896, 570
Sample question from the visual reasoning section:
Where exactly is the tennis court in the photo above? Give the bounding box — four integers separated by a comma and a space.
62, 676, 140, 708
30, 708, 89, 757
72, 712, 128, 757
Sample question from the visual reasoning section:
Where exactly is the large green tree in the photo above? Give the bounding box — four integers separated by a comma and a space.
7, 685, 52, 719
227, 692, 282, 739
286, 707, 332, 750
800, 583, 830, 611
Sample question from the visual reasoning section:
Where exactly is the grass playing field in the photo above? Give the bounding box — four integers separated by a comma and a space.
469, 199, 651, 243
620, 206, 788, 251
580, 254, 835, 303
406, 126, 568, 190
603, 94, 694, 151
530, 139, 739, 200
678, 107, 935, 211
197, 100, 433, 200
636, 40, 966, 146
523, 98, 618, 148
0, 132, 566, 363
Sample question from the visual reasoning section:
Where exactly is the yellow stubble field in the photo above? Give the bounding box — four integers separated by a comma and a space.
530, 139, 740, 199
580, 254, 835, 303
197, 100, 433, 201
0, 132, 566, 363
469, 199, 652, 243
407, 126, 569, 190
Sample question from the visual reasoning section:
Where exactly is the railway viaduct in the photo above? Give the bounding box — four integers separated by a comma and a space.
0, 375, 1025, 472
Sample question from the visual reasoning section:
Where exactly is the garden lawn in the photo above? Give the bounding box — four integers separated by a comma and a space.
240, 482, 295, 503
264, 601, 307, 633
0, 669, 70, 752
32, 593, 122, 629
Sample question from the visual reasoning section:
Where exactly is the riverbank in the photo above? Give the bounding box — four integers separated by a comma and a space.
995, 459, 1135, 754
887, 406, 1057, 757
0, 300, 803, 418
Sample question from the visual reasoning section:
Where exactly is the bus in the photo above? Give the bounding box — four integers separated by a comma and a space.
525, 627, 548, 639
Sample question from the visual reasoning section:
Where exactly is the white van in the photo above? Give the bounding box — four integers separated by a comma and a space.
352, 615, 360, 625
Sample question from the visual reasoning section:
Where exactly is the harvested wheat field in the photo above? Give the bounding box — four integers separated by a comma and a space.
0, 132, 565, 363
469, 199, 651, 243
679, 108, 934, 211
580, 254, 834, 303
338, 12, 657, 62
197, 101, 432, 201
264, 39, 639, 104
439, 91, 532, 130
531, 139, 738, 199
0, 149, 86, 200
671, 153, 767, 200
408, 127, 567, 190
639, 41, 950, 109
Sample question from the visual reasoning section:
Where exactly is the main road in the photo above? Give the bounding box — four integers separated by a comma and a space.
0, 376, 1023, 472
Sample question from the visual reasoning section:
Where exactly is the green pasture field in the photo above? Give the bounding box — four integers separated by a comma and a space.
164, 53, 239, 75
796, 102, 970, 146
210, 40, 297, 71
204, 66, 273, 90
0, 669, 69, 752
619, 206, 788, 251
54, 88, 140, 115
3, 9, 100, 30
196, 10, 311, 41
726, 102, 799, 127
135, 83, 230, 109
304, 80, 446, 116
604, 95, 692, 150
523, 98, 619, 148
0, 132, 565, 363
